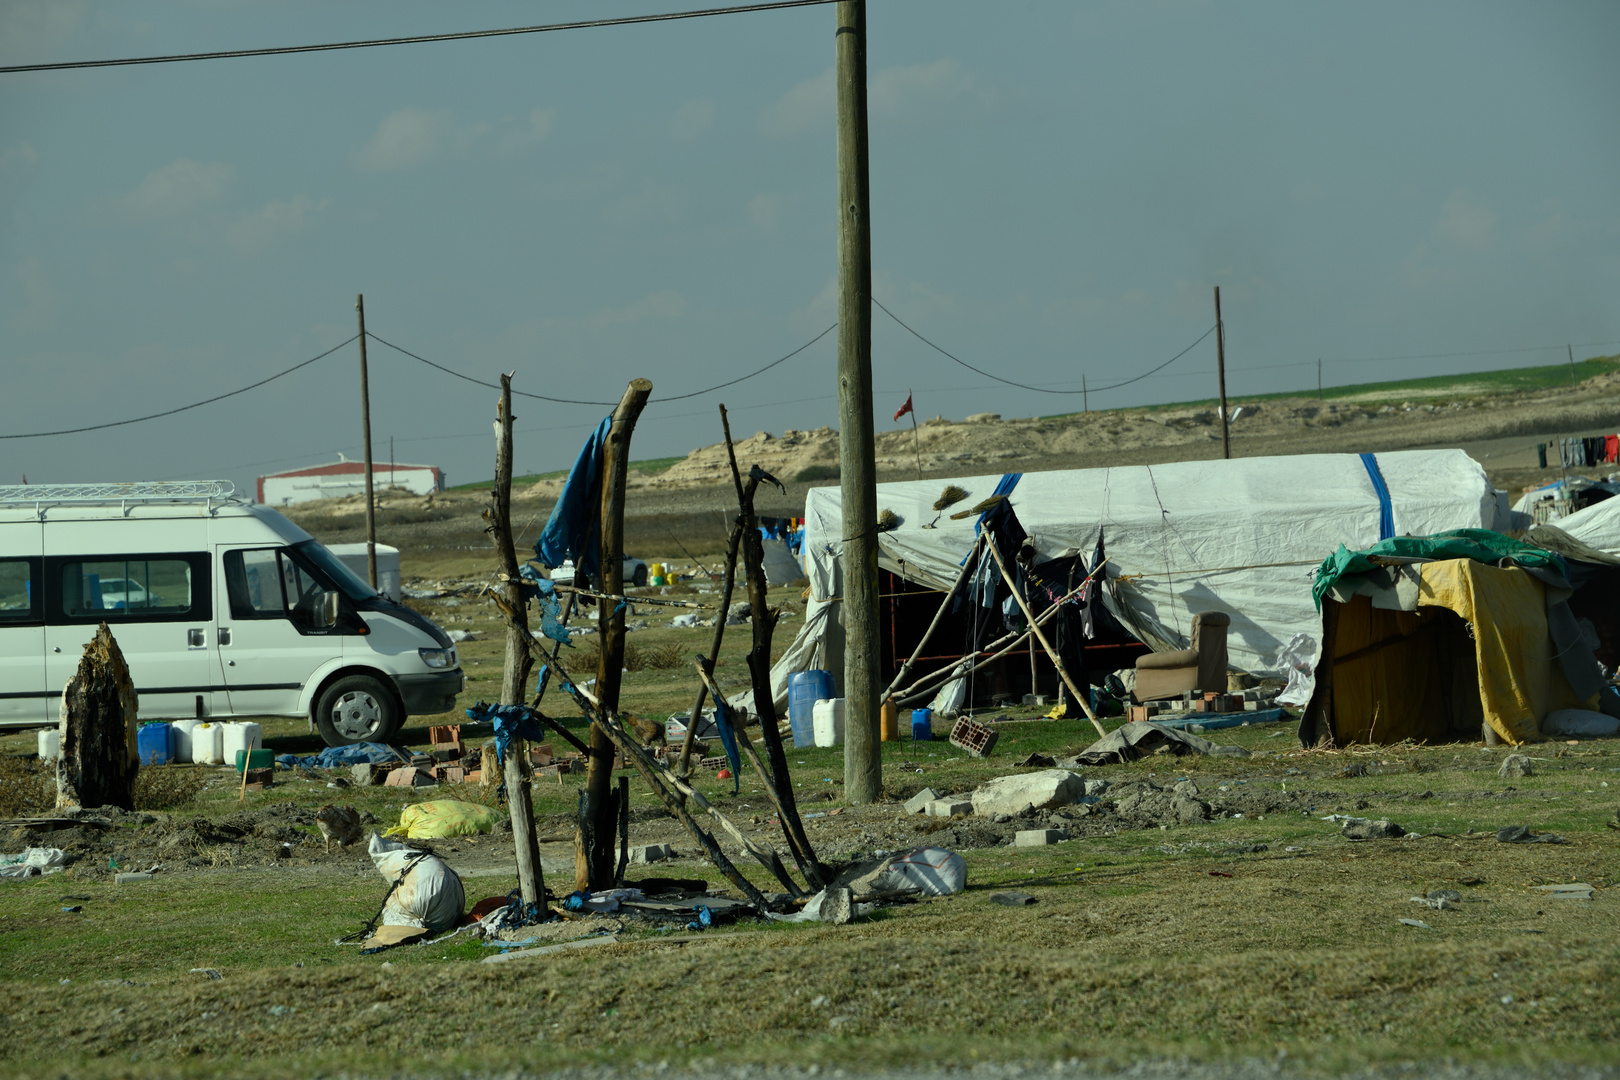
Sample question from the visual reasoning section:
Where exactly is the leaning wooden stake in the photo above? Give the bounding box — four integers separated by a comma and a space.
580, 378, 653, 891
721, 411, 825, 887
56, 624, 138, 812
881, 532, 985, 700
984, 539, 1106, 737
677, 515, 744, 783
489, 374, 547, 916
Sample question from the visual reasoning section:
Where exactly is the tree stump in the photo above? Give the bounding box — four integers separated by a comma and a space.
57, 623, 139, 811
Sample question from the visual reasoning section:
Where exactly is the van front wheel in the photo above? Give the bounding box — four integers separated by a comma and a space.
316, 675, 401, 746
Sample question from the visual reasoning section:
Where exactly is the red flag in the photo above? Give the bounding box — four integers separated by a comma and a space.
893, 393, 914, 423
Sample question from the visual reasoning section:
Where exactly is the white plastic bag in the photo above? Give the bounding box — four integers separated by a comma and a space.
367, 833, 465, 931
0, 848, 65, 880
1541, 709, 1620, 737
844, 846, 967, 900
1274, 632, 1318, 707
930, 660, 971, 719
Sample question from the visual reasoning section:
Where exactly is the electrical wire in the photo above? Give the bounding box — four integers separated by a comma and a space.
874, 295, 1215, 396
0, 1, 838, 74
0, 334, 358, 440
365, 323, 836, 407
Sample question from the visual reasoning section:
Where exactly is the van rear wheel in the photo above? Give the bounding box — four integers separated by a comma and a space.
316, 675, 401, 746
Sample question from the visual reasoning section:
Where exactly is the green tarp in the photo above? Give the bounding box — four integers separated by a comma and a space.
1312, 529, 1565, 610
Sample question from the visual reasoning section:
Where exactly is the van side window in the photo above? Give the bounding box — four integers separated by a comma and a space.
225, 549, 286, 618
60, 559, 193, 617
0, 559, 40, 623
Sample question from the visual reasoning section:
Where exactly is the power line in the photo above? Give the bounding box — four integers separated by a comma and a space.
0, 335, 358, 440
0, 1, 837, 75
1227, 338, 1620, 374
365, 324, 836, 407
874, 295, 1216, 395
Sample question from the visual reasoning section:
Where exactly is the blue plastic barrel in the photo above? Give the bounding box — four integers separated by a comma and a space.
911, 708, 933, 741
137, 722, 173, 766
789, 669, 834, 749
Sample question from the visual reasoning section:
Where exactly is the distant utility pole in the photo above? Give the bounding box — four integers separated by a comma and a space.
1317, 358, 1323, 401
1214, 286, 1230, 459
1083, 373, 1088, 413
835, 0, 881, 805
1569, 344, 1577, 385
355, 294, 378, 588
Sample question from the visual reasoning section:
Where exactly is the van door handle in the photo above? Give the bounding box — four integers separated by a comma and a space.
187, 628, 205, 649
218, 627, 232, 646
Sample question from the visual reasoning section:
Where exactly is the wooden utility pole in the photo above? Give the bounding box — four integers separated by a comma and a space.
355, 294, 379, 588
580, 378, 653, 890
1569, 344, 1577, 384
1082, 373, 1088, 413
1317, 358, 1323, 401
835, 0, 881, 805
1214, 286, 1230, 460
491, 375, 545, 915
908, 389, 922, 480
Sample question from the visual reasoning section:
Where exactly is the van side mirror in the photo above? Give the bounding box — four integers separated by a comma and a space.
315, 590, 340, 629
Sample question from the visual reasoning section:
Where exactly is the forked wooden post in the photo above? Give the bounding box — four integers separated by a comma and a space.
985, 540, 1107, 737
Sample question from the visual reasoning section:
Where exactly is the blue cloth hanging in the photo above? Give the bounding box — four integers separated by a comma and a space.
465, 701, 548, 770
1358, 453, 1395, 541
535, 415, 613, 584
712, 697, 741, 792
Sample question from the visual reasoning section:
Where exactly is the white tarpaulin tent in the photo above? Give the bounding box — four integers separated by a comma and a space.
1553, 495, 1620, 554
754, 450, 1502, 712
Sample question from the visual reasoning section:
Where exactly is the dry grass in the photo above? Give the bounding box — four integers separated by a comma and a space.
131, 764, 209, 811
0, 755, 53, 817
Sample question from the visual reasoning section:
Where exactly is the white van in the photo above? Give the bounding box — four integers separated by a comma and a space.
0, 481, 463, 746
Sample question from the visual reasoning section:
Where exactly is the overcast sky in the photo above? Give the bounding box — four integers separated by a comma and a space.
4, 0, 1618, 494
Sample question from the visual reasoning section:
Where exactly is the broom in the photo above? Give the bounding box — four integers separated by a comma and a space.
877, 508, 900, 532
949, 494, 1006, 520
924, 484, 969, 529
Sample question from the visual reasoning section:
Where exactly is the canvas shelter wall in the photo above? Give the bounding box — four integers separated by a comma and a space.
776, 450, 1499, 708
1314, 560, 1595, 746
1555, 494, 1620, 555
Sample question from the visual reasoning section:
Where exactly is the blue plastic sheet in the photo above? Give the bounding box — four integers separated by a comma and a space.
519, 567, 573, 647
275, 741, 400, 770
465, 701, 548, 770
712, 697, 741, 792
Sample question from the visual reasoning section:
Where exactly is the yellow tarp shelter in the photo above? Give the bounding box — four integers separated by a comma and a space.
1305, 559, 1596, 746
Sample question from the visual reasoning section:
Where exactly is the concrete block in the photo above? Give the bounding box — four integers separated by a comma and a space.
351, 763, 381, 786
927, 798, 972, 817
1014, 829, 1065, 847
629, 843, 674, 865
904, 787, 943, 814
971, 770, 1085, 817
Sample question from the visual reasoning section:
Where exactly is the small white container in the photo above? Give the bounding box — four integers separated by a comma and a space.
220, 722, 262, 767
37, 728, 60, 761
812, 697, 846, 748
192, 722, 225, 765
170, 719, 202, 764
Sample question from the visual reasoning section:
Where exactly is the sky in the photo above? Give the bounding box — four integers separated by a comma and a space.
3, 0, 1618, 495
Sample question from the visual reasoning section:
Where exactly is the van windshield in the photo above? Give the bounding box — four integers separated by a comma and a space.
291, 540, 379, 602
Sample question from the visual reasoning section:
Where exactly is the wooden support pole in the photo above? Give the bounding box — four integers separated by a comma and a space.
490, 375, 546, 916
677, 511, 745, 783
881, 535, 983, 700
580, 378, 653, 891
984, 540, 1107, 737
615, 775, 630, 887
835, 0, 882, 805
909, 390, 922, 480
355, 295, 379, 589
1215, 285, 1230, 460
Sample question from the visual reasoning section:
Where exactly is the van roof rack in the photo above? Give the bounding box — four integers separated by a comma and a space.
0, 481, 238, 517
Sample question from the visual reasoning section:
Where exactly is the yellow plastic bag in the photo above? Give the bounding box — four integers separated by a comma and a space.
386, 800, 507, 839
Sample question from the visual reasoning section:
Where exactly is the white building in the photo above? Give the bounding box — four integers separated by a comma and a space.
256, 455, 444, 506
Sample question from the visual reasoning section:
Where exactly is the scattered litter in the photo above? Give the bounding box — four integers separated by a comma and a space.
1531, 883, 1594, 900
1411, 895, 1457, 911
836, 846, 967, 900
1496, 826, 1567, 845
61, 905, 82, 913
275, 741, 400, 771
1341, 818, 1405, 840
1399, 918, 1432, 929
1015, 753, 1057, 768
385, 800, 506, 840
991, 892, 1037, 906
1071, 720, 1247, 765
765, 886, 870, 924
190, 968, 223, 980
0, 848, 65, 880
480, 934, 620, 965
114, 872, 154, 884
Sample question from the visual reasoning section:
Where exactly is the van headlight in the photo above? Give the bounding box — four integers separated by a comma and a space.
419, 647, 455, 670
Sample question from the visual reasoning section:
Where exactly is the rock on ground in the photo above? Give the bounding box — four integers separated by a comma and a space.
971, 770, 1086, 817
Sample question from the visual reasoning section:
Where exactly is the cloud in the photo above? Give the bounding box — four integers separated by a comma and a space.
759, 69, 833, 137
222, 195, 327, 253
670, 99, 715, 142
759, 59, 976, 137
579, 290, 687, 331
120, 159, 236, 220
0, 143, 39, 175
747, 192, 795, 235
351, 108, 485, 172
604, 181, 686, 227
497, 108, 556, 156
